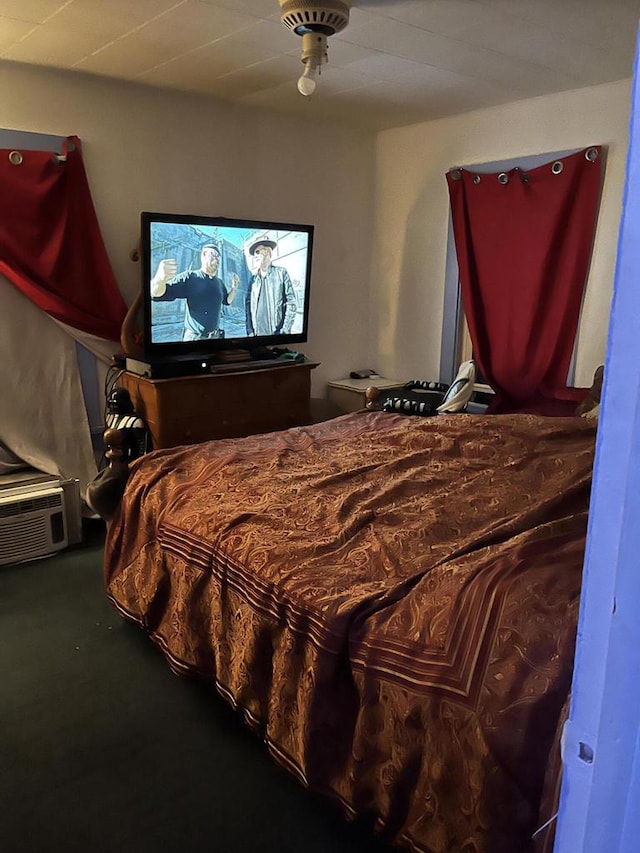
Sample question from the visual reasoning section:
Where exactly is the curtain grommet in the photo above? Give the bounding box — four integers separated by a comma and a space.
8, 151, 23, 166
585, 147, 599, 162
449, 169, 462, 181
498, 172, 509, 185
552, 161, 564, 175
473, 175, 481, 185
520, 172, 530, 183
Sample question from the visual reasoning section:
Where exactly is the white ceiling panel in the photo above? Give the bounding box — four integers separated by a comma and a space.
199, 0, 281, 17
0, 0, 73, 24
75, 37, 179, 78
127, 2, 257, 54
477, 0, 640, 49
215, 53, 303, 97
230, 18, 305, 54
2, 23, 111, 65
138, 38, 281, 89
0, 16, 38, 53
46, 0, 188, 34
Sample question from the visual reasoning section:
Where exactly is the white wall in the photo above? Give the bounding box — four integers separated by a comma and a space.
0, 61, 376, 395
373, 80, 632, 387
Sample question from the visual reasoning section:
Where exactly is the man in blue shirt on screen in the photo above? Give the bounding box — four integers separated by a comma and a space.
245, 236, 297, 336
151, 242, 239, 341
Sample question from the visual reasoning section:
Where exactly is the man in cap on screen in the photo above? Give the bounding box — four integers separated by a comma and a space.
245, 235, 297, 336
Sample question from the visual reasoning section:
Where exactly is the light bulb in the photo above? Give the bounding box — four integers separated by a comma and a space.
297, 64, 317, 97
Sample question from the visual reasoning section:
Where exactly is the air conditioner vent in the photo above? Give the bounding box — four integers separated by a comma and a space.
0, 492, 63, 519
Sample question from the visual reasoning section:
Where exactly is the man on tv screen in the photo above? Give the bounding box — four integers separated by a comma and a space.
151, 241, 239, 341
245, 236, 297, 336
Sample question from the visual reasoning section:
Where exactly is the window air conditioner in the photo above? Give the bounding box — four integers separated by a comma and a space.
0, 481, 70, 566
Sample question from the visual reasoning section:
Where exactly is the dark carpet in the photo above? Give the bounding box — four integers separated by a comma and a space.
0, 521, 393, 853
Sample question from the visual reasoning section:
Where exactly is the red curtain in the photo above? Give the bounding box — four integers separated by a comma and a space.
447, 148, 602, 414
0, 135, 126, 341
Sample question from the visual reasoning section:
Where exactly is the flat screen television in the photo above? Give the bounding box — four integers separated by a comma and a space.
140, 211, 314, 362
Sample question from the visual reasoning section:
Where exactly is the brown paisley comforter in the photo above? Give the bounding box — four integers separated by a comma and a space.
104, 411, 596, 853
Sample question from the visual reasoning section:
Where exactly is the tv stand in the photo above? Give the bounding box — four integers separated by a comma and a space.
119, 361, 319, 449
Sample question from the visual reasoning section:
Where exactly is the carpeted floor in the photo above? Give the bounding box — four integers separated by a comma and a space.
0, 521, 393, 853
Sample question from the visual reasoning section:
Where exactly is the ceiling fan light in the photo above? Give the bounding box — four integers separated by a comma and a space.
280, 2, 347, 100
297, 64, 317, 96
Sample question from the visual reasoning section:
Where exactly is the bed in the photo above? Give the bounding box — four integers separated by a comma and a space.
100, 407, 596, 853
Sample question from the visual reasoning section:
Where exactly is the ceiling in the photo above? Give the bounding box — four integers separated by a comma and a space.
1, 0, 639, 130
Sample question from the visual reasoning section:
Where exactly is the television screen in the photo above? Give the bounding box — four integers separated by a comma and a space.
141, 211, 314, 360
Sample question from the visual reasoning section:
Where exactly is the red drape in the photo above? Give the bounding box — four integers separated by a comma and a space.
0, 135, 126, 341
446, 148, 602, 414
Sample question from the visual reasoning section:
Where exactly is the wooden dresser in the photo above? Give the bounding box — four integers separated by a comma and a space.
119, 361, 318, 450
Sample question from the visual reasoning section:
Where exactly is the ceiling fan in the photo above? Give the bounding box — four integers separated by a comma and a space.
278, 0, 395, 96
